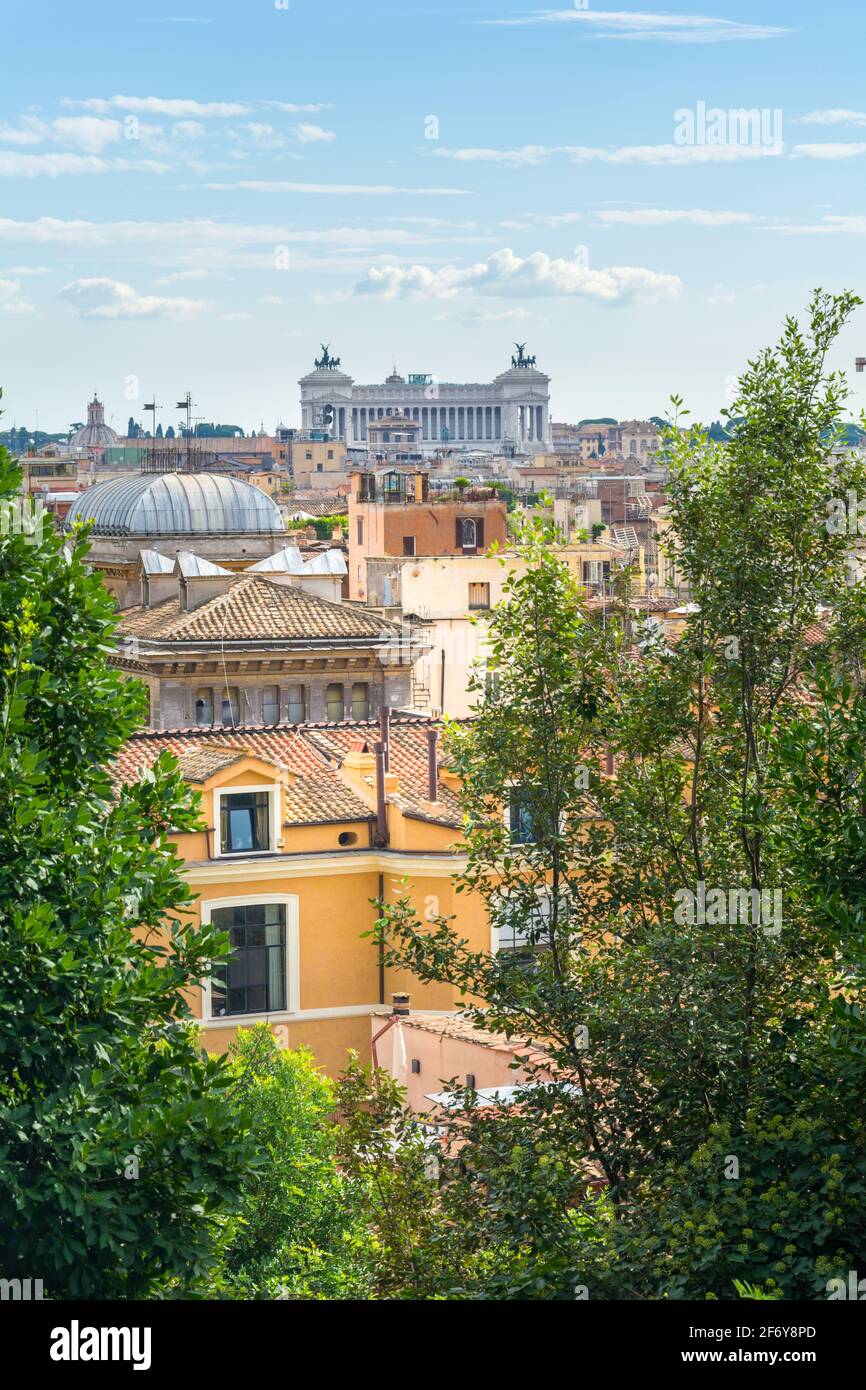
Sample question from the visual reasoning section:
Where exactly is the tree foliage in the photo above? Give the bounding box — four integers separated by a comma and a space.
372, 291, 866, 1298
0, 425, 251, 1297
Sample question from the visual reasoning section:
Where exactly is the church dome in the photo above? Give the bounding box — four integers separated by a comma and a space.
70, 394, 119, 451
65, 472, 285, 537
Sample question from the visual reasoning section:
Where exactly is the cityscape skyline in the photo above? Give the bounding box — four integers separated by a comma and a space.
2, 0, 866, 430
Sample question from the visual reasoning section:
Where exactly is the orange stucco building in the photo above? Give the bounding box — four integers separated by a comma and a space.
116, 716, 490, 1077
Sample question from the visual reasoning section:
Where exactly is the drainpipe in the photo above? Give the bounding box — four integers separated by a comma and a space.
379, 703, 391, 773
426, 725, 439, 802
374, 740, 388, 846
377, 870, 385, 1005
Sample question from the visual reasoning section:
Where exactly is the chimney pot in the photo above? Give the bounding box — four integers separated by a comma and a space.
392, 992, 410, 1016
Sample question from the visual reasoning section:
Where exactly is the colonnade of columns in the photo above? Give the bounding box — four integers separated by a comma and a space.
301, 398, 549, 447
350, 403, 512, 443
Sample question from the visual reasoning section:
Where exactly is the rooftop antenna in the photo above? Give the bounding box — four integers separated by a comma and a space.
142, 398, 159, 471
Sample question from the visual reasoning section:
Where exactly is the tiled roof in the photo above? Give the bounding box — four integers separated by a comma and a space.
114, 725, 376, 826
305, 720, 464, 829
116, 574, 397, 645
116, 716, 464, 828
175, 747, 249, 783
284, 495, 348, 517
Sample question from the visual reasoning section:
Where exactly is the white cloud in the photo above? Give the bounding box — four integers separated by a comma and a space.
0, 152, 167, 177
0, 114, 123, 153
351, 247, 682, 303
433, 143, 782, 166
0, 120, 44, 146
598, 208, 757, 226
482, 10, 788, 43
207, 180, 470, 195
0, 277, 34, 314
292, 123, 336, 144
765, 215, 866, 236
172, 120, 206, 139
269, 102, 333, 113
69, 95, 251, 117
0, 217, 480, 250
792, 142, 866, 159
794, 109, 866, 126
50, 116, 123, 153
154, 268, 214, 284
243, 122, 285, 148
58, 277, 209, 320
434, 145, 554, 167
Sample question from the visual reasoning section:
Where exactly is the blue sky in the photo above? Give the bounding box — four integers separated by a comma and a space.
2, 0, 866, 434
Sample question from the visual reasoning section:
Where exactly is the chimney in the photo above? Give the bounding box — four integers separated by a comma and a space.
426, 725, 439, 802
391, 992, 410, 1016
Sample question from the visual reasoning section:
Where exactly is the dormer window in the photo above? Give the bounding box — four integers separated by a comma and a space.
217, 788, 277, 856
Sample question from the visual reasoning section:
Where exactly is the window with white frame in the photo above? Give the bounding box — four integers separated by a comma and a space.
216, 786, 278, 856
495, 889, 573, 966
210, 901, 287, 1016
202, 895, 299, 1019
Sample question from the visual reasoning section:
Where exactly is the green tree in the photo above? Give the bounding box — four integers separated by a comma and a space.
211, 1027, 370, 1299
0, 418, 251, 1297
373, 291, 866, 1298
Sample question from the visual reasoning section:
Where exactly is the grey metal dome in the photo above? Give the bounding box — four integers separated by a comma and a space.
66, 472, 285, 537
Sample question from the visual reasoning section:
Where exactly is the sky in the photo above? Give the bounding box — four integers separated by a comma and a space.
2, 0, 866, 434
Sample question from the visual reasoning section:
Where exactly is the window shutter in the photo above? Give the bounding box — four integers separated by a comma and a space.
476, 517, 484, 548
456, 518, 463, 548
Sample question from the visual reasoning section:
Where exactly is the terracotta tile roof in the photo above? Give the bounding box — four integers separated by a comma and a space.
175, 747, 249, 783
116, 716, 462, 828
116, 574, 397, 645
306, 720, 464, 829
115, 725, 375, 826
